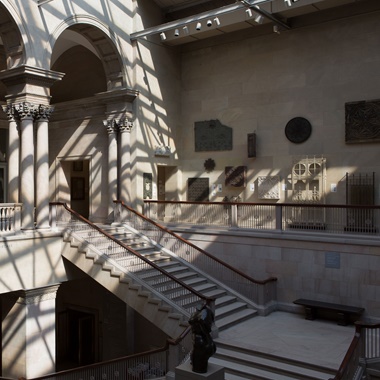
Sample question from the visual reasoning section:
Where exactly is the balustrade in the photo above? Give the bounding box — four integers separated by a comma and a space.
144, 200, 380, 236
0, 203, 22, 233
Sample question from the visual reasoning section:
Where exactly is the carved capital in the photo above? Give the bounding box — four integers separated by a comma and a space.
17, 284, 60, 305
14, 102, 38, 121
103, 119, 118, 134
2, 104, 18, 122
36, 105, 54, 121
119, 118, 134, 133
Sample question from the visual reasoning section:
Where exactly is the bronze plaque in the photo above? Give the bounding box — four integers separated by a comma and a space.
247, 133, 256, 158
285, 117, 312, 144
195, 120, 232, 151
188, 178, 209, 201
345, 100, 380, 143
225, 166, 247, 187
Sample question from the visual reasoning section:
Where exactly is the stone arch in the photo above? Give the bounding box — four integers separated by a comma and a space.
47, 15, 126, 91
0, 1, 31, 69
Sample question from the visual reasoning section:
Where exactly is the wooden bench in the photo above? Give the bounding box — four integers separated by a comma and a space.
294, 299, 364, 326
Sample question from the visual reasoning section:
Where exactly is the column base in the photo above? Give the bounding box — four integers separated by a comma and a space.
175, 362, 224, 380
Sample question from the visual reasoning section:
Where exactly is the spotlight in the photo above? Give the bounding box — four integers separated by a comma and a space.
183, 26, 189, 34
246, 8, 252, 18
214, 17, 220, 26
196, 22, 201, 31
160, 32, 166, 41
273, 25, 281, 34
254, 14, 264, 24
207, 19, 212, 27
174, 28, 179, 37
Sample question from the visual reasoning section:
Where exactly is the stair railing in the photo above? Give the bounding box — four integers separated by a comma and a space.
23, 326, 192, 380
114, 200, 277, 312
51, 202, 214, 316
329, 321, 380, 380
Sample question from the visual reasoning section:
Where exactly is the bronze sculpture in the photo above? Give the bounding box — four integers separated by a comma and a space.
189, 303, 216, 373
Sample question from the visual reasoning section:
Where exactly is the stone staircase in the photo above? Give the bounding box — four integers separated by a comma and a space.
209, 339, 337, 380
60, 221, 346, 380
103, 224, 259, 332
61, 223, 258, 338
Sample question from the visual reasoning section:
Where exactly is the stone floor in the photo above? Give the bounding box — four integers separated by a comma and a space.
216, 311, 356, 369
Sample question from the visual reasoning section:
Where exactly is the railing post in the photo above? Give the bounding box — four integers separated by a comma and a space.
231, 204, 238, 228
275, 204, 283, 231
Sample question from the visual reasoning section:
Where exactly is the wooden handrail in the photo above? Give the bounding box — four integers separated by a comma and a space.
330, 321, 380, 380
54, 202, 214, 304
115, 200, 277, 286
27, 329, 191, 380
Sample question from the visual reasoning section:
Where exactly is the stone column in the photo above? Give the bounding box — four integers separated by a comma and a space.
119, 119, 134, 204
104, 119, 118, 218
15, 102, 37, 229
2, 105, 20, 203
35, 105, 54, 229
2, 285, 60, 379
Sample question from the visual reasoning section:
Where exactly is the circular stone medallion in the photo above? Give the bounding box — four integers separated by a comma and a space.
285, 117, 312, 143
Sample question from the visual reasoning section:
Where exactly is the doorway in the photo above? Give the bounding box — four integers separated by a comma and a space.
57, 308, 97, 370
59, 159, 90, 218
157, 165, 178, 201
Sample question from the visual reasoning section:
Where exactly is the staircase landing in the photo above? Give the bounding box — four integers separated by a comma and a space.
211, 310, 355, 379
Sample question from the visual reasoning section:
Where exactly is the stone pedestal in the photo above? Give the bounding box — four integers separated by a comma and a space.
175, 362, 224, 380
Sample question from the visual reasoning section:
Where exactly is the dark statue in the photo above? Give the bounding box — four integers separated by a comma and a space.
189, 303, 216, 373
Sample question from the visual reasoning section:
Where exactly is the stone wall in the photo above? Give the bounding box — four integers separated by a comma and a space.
174, 228, 380, 319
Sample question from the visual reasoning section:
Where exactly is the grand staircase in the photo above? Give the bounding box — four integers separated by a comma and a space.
56, 203, 351, 380
62, 222, 259, 338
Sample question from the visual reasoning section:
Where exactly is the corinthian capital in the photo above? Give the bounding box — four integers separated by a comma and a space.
14, 102, 38, 120
119, 118, 134, 133
103, 119, 117, 134
36, 105, 54, 121
2, 104, 18, 122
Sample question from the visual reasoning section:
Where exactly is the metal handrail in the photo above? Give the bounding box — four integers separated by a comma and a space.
52, 202, 214, 314
114, 200, 277, 308
26, 326, 192, 380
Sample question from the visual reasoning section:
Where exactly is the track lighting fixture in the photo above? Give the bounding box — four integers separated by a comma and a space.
254, 14, 264, 24
246, 8, 252, 18
196, 22, 201, 31
174, 29, 179, 37
207, 19, 212, 27
160, 32, 166, 41
183, 26, 189, 34
214, 17, 220, 26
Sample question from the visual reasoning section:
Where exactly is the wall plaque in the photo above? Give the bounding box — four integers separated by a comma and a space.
325, 252, 340, 269
143, 173, 153, 199
258, 176, 280, 199
188, 178, 209, 201
194, 119, 232, 151
247, 133, 256, 158
285, 117, 312, 143
345, 99, 380, 143
225, 166, 247, 187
